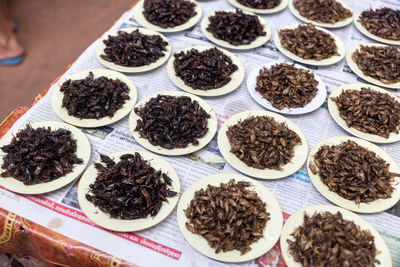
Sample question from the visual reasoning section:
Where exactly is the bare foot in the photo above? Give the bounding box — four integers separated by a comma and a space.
0, 34, 24, 60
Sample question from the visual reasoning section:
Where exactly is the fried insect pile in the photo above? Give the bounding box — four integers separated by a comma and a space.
207, 9, 266, 45
288, 211, 380, 267
60, 72, 130, 119
279, 24, 339, 60
237, 0, 281, 9
359, 8, 400, 41
1, 125, 83, 185
256, 63, 318, 109
352, 45, 400, 84
332, 88, 400, 138
101, 29, 168, 67
185, 179, 269, 255
309, 140, 398, 204
293, 0, 352, 24
143, 0, 196, 28
134, 95, 210, 149
173, 48, 238, 90
227, 116, 302, 170
85, 153, 177, 219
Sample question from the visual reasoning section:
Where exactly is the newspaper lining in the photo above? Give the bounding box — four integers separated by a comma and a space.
1, 0, 400, 266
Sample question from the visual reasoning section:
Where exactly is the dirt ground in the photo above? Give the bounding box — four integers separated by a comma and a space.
0, 0, 134, 121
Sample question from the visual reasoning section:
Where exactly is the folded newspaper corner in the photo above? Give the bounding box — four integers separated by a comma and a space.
1, 0, 400, 266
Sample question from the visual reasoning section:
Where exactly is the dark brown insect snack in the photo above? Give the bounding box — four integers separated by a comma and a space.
288, 211, 380, 267
352, 45, 400, 84
237, 0, 281, 9
279, 24, 339, 60
173, 48, 238, 90
206, 9, 266, 45
359, 8, 400, 41
1, 125, 83, 185
293, 0, 352, 24
134, 95, 210, 149
143, 0, 196, 28
101, 29, 168, 67
185, 179, 269, 255
309, 140, 398, 204
227, 116, 302, 170
60, 72, 130, 119
332, 87, 400, 138
85, 153, 177, 219
256, 63, 318, 109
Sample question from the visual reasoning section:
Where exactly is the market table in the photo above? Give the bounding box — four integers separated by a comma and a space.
1, 0, 400, 266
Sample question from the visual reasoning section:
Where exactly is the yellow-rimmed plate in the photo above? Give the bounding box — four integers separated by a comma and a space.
274, 24, 346, 66
52, 69, 137, 128
95, 27, 171, 73
280, 204, 392, 267
354, 13, 400, 46
167, 45, 245, 97
346, 43, 400, 90
0, 121, 90, 194
133, 0, 202, 33
328, 83, 400, 143
288, 0, 354, 28
307, 136, 400, 213
77, 150, 180, 232
201, 9, 271, 50
227, 0, 288, 14
129, 91, 218, 156
218, 110, 308, 179
177, 173, 283, 262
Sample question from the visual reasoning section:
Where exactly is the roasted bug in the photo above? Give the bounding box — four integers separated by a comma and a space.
206, 9, 266, 46
237, 0, 280, 9
101, 29, 168, 67
173, 48, 238, 90
288, 211, 380, 267
143, 0, 196, 28
332, 87, 400, 138
227, 115, 302, 170
352, 45, 400, 84
279, 24, 339, 60
134, 95, 210, 149
359, 8, 400, 41
85, 152, 177, 219
185, 179, 269, 255
293, 0, 352, 24
310, 140, 398, 204
1, 125, 83, 185
256, 63, 318, 110
60, 72, 130, 119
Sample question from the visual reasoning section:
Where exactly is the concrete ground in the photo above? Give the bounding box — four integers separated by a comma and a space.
0, 0, 134, 121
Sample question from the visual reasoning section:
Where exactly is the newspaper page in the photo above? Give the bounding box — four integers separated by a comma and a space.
1, 0, 400, 266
